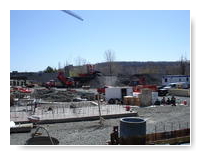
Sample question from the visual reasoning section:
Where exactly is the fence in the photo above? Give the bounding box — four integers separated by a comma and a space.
147, 121, 190, 133
146, 121, 190, 144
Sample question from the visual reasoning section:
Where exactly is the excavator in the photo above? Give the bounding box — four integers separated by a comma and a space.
44, 72, 74, 88
72, 64, 101, 87
57, 71, 74, 87
45, 64, 101, 88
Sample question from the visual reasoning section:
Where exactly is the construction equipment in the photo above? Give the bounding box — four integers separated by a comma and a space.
44, 73, 74, 88
57, 71, 74, 87
97, 86, 108, 94
129, 76, 146, 86
73, 64, 101, 86
61, 10, 83, 21
44, 64, 101, 88
133, 85, 157, 92
45, 80, 56, 88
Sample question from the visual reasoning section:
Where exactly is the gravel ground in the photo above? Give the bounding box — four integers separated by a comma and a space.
10, 101, 190, 145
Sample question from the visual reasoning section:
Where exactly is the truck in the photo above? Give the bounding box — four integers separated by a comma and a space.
105, 87, 133, 104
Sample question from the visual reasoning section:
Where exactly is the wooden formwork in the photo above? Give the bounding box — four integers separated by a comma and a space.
146, 128, 190, 145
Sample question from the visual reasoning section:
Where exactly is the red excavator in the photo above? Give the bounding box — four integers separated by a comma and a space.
45, 64, 101, 88
72, 64, 101, 87
57, 71, 74, 87
45, 73, 74, 88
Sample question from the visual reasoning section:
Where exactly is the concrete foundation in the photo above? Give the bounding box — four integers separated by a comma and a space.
10, 104, 138, 124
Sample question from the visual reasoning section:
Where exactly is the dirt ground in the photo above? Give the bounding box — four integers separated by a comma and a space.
10, 102, 190, 145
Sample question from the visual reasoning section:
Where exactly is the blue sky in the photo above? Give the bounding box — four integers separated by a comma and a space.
10, 10, 190, 72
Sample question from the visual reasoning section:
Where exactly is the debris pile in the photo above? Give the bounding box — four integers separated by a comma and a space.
34, 89, 77, 102
33, 89, 96, 102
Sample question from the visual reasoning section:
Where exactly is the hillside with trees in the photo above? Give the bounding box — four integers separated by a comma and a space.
95, 61, 190, 76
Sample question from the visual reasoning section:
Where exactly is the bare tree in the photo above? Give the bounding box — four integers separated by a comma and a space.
179, 55, 189, 75
64, 59, 70, 76
74, 56, 89, 74
58, 62, 61, 71
104, 50, 116, 75
75, 56, 88, 66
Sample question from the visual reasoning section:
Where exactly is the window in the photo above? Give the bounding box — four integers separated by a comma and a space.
179, 78, 181, 82
165, 78, 167, 82
186, 77, 189, 82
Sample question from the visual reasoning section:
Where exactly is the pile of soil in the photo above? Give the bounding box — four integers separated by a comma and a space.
34, 89, 77, 102
33, 88, 96, 102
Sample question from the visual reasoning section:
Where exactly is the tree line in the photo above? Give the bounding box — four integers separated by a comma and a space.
43, 50, 190, 76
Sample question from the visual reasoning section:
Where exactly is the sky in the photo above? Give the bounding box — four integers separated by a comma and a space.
10, 10, 190, 72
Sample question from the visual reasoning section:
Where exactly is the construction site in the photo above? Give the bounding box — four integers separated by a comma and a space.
10, 10, 190, 146
10, 63, 190, 145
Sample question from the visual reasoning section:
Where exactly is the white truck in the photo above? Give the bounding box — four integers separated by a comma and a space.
105, 87, 133, 103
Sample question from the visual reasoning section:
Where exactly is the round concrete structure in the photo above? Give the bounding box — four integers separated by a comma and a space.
120, 117, 146, 145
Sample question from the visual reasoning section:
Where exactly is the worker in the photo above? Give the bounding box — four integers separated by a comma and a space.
33, 99, 37, 113
171, 95, 176, 106
154, 99, 160, 105
110, 126, 119, 145
161, 97, 166, 105
166, 98, 171, 105
125, 105, 131, 111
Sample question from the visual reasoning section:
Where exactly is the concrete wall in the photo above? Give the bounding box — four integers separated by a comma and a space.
11, 72, 58, 84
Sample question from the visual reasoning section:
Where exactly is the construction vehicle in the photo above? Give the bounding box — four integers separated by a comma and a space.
72, 64, 101, 87
44, 64, 101, 88
44, 80, 56, 88
133, 85, 157, 92
44, 72, 74, 88
97, 86, 108, 94
57, 72, 74, 87
129, 76, 146, 86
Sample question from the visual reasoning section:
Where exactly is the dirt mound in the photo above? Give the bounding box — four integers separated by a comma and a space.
33, 88, 96, 102
34, 89, 77, 102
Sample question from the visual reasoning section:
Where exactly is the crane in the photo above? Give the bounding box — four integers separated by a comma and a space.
61, 10, 84, 21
